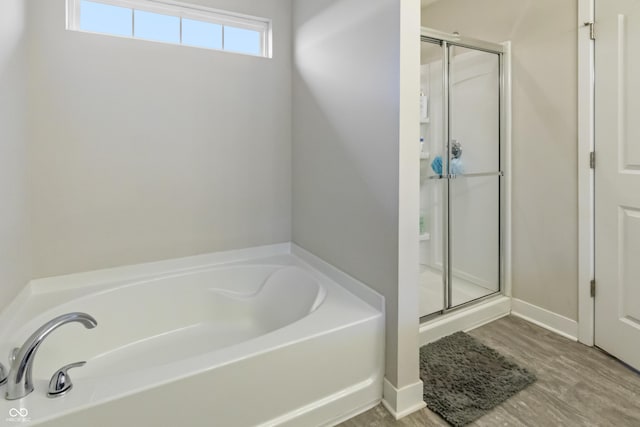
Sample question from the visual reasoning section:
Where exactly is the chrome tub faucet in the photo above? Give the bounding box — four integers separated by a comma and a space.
3, 312, 97, 400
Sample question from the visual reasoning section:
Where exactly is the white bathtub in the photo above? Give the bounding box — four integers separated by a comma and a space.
0, 244, 384, 426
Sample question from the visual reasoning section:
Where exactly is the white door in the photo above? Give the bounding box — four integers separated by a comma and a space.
595, 0, 640, 370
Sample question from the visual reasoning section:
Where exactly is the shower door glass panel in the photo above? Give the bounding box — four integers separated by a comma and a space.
448, 46, 501, 308
419, 40, 446, 317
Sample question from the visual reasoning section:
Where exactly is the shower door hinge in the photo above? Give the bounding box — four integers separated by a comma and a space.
590, 279, 596, 298
590, 151, 596, 169
585, 21, 595, 40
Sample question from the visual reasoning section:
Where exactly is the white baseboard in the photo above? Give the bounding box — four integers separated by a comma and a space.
419, 296, 511, 345
511, 298, 578, 341
381, 378, 425, 420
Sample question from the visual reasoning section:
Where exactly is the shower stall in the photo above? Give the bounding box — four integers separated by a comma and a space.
418, 28, 509, 321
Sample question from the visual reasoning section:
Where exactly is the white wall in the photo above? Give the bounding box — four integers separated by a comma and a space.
292, 0, 422, 395
27, 0, 293, 278
422, 0, 579, 320
0, 0, 31, 309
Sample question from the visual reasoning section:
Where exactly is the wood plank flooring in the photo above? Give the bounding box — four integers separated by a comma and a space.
338, 316, 640, 426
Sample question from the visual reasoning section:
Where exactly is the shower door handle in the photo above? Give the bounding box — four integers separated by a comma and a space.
428, 171, 503, 180
452, 171, 503, 178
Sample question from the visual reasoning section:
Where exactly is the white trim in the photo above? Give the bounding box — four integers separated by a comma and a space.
66, 0, 81, 29
68, 0, 269, 31
381, 378, 426, 420
578, 0, 595, 346
511, 298, 579, 342
397, 0, 423, 412
419, 296, 511, 345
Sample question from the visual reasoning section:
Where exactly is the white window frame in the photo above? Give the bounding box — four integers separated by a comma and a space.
66, 0, 272, 58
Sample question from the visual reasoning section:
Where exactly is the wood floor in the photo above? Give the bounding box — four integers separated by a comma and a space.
338, 315, 640, 426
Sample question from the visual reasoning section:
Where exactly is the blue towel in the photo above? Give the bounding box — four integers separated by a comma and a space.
431, 156, 443, 175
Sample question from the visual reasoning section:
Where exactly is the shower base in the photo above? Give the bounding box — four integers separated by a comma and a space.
419, 265, 496, 317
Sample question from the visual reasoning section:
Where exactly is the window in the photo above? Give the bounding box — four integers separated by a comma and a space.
67, 0, 271, 58
182, 18, 222, 50
134, 10, 180, 44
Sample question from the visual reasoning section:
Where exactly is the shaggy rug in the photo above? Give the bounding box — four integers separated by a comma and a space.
419, 331, 536, 426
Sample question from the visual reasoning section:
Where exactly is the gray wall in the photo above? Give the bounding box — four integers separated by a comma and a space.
292, 0, 422, 388
0, 1, 31, 308
422, 0, 578, 320
27, 0, 293, 278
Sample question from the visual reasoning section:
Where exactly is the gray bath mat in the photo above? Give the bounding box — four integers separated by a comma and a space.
419, 331, 536, 426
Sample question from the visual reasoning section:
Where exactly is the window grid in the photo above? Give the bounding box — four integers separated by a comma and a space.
68, 0, 270, 58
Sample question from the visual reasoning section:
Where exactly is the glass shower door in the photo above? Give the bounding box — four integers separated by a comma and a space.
419, 33, 504, 319
447, 45, 502, 308
418, 40, 446, 317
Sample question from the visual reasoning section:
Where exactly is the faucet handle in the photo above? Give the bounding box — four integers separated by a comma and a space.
47, 361, 86, 398
0, 348, 20, 386
0, 348, 20, 387
9, 348, 19, 365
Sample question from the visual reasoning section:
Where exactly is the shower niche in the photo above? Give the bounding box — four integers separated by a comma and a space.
419, 29, 505, 319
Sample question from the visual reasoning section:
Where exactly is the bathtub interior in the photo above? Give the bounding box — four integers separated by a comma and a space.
0, 262, 326, 381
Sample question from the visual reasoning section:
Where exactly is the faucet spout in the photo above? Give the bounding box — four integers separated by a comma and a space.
5, 312, 97, 400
